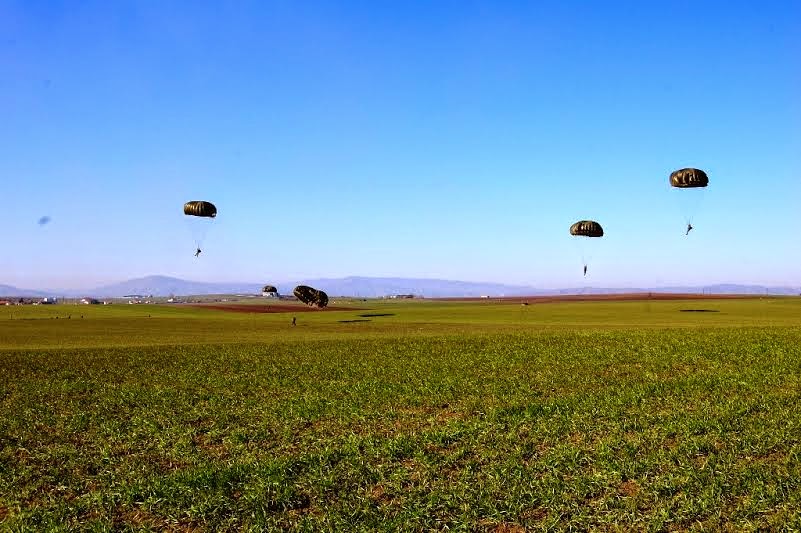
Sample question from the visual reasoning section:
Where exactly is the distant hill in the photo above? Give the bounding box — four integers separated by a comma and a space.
90, 276, 263, 297
3, 276, 800, 298
0, 284, 48, 298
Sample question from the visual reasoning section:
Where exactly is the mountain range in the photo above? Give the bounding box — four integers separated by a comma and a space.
1, 276, 799, 298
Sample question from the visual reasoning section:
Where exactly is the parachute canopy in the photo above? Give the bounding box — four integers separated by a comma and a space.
570, 220, 604, 238
670, 168, 708, 188
293, 285, 329, 309
262, 285, 278, 293
183, 201, 217, 218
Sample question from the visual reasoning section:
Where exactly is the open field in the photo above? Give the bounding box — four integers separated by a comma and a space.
1, 297, 801, 530
437, 292, 767, 303
191, 303, 361, 314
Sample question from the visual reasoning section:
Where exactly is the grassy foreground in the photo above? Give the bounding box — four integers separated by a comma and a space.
1, 298, 800, 530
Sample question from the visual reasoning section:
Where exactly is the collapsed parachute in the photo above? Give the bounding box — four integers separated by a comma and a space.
262, 285, 278, 294
183, 201, 217, 218
293, 285, 329, 308
669, 168, 709, 188
569, 220, 604, 238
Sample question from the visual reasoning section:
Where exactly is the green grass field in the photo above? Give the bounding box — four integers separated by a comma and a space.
2, 298, 800, 530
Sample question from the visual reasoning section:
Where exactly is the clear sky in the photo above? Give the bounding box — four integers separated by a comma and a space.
2, 0, 799, 290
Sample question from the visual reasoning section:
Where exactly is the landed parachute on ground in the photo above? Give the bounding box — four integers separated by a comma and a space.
569, 220, 604, 238
293, 285, 329, 308
262, 285, 278, 294
183, 201, 217, 218
669, 168, 709, 188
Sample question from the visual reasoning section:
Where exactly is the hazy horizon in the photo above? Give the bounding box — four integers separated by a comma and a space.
3, 2, 799, 290
3, 273, 800, 296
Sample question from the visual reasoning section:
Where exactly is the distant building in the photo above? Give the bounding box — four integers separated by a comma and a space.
80, 298, 100, 305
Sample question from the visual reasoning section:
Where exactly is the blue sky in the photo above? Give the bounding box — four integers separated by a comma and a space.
1, 0, 799, 289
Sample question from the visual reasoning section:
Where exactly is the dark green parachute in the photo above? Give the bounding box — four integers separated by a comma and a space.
669, 168, 709, 188
183, 201, 217, 218
293, 285, 329, 308
570, 220, 604, 238
262, 285, 278, 293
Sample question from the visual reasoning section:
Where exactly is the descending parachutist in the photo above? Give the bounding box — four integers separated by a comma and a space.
570, 220, 602, 279
670, 168, 708, 236
184, 201, 217, 255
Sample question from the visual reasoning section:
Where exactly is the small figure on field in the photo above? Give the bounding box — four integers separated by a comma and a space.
292, 316, 297, 326
195, 247, 202, 257
685, 223, 693, 236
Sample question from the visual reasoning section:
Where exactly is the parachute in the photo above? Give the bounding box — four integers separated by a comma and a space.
293, 285, 329, 309
183, 201, 217, 252
262, 285, 278, 294
570, 220, 603, 276
669, 168, 708, 233
183, 201, 217, 218
570, 220, 604, 238
669, 168, 708, 188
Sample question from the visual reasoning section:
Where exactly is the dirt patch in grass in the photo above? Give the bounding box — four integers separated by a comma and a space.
618, 480, 640, 497
521, 506, 548, 522
751, 448, 787, 464
192, 433, 230, 460
491, 522, 526, 533
113, 506, 199, 532
368, 484, 397, 505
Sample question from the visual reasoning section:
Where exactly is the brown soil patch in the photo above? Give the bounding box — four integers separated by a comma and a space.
619, 480, 640, 497
437, 292, 763, 304
190, 303, 361, 314
113, 506, 199, 532
521, 507, 548, 521
368, 485, 395, 505
192, 434, 229, 460
492, 523, 526, 533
